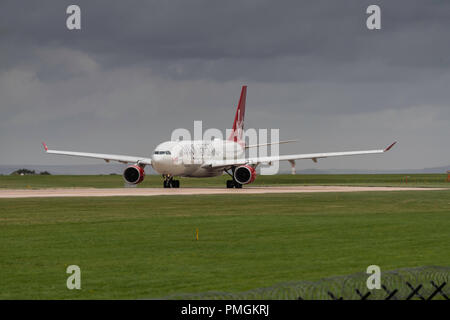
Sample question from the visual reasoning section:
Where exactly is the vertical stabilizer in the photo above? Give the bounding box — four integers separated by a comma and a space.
228, 85, 247, 144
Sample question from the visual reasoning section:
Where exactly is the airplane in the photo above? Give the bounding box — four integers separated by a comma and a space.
42, 85, 397, 188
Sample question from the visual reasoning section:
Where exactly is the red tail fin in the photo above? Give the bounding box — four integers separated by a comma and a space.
228, 85, 247, 144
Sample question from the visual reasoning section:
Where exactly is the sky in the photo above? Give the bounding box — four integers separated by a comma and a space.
0, 0, 449, 171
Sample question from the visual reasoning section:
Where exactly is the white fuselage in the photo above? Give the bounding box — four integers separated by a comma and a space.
151, 139, 244, 177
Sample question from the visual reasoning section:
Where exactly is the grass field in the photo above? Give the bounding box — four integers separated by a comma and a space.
0, 173, 449, 189
0, 183, 449, 299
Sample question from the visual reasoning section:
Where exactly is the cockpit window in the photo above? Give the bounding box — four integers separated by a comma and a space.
154, 151, 171, 155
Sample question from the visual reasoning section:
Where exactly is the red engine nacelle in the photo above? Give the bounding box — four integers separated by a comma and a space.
123, 165, 145, 184
234, 165, 257, 185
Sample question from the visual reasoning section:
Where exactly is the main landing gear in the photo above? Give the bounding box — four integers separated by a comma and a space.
226, 180, 242, 188
163, 175, 180, 188
225, 168, 243, 189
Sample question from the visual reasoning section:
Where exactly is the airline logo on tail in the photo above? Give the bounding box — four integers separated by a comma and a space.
228, 85, 247, 145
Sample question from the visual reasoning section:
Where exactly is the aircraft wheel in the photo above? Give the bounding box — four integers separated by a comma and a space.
172, 180, 180, 188
226, 180, 234, 188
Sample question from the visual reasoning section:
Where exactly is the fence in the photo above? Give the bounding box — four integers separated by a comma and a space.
163, 266, 449, 300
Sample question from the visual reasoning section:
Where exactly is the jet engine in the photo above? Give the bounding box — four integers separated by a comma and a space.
233, 165, 256, 185
123, 165, 145, 184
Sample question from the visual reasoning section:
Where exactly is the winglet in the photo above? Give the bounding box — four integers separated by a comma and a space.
384, 141, 397, 152
42, 142, 48, 152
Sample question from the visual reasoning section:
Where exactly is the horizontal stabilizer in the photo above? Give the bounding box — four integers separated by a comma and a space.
245, 139, 298, 149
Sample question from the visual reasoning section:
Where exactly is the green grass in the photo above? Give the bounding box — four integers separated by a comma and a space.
1, 173, 449, 189
0, 189, 449, 299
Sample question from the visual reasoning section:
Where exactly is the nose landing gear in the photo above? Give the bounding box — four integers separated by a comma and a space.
163, 175, 180, 188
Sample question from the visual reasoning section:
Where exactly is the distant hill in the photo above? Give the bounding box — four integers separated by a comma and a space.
278, 165, 450, 175
0, 164, 448, 175
0, 164, 125, 175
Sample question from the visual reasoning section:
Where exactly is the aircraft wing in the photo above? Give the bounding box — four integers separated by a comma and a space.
202, 142, 397, 169
42, 143, 152, 165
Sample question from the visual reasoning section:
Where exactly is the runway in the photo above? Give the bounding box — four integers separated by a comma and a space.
0, 186, 445, 198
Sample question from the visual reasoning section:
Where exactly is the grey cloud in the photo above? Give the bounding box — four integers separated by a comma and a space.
0, 0, 449, 169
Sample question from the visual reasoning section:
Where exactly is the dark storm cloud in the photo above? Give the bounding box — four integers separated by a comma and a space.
3, 1, 450, 69
0, 0, 449, 169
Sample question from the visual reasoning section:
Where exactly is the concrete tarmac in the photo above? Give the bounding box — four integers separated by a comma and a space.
0, 186, 444, 198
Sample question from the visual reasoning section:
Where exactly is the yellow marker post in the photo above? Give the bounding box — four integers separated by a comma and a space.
196, 228, 199, 241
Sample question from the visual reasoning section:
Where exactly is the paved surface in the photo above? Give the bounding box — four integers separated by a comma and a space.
0, 186, 445, 198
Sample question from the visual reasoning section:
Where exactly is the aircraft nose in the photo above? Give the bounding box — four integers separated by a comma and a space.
152, 154, 169, 163
151, 153, 173, 171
